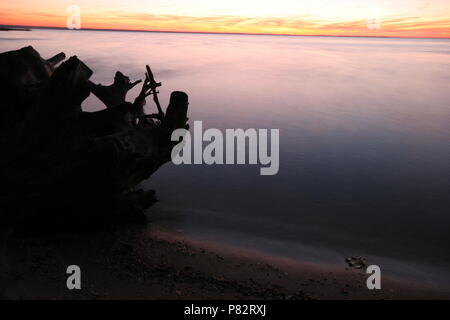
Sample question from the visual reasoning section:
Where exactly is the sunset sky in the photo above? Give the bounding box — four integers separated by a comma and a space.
1, 0, 449, 38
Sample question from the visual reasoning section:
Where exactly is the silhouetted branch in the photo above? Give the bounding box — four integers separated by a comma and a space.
90, 71, 142, 108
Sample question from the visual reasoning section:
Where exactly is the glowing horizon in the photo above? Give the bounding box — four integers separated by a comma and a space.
1, 0, 450, 38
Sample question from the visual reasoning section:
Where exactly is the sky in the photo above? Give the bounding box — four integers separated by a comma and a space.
1, 0, 450, 38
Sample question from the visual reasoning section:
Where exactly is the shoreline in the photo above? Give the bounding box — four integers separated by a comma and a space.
2, 224, 449, 300
0, 27, 31, 32
1, 25, 450, 40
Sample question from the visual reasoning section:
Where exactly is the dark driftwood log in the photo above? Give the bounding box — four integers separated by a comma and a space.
89, 71, 142, 109
164, 91, 189, 130
0, 46, 189, 231
46, 52, 66, 69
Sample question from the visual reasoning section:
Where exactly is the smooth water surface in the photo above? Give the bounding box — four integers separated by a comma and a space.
2, 29, 449, 283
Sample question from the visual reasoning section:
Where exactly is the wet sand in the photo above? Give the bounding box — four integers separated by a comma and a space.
1, 224, 449, 300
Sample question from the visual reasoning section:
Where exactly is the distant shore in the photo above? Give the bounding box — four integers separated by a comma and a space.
1, 224, 449, 300
1, 25, 449, 40
0, 27, 31, 32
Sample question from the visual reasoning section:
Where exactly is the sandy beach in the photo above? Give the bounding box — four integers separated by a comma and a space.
1, 224, 449, 300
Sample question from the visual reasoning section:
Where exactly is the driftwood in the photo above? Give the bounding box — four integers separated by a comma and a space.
0, 46, 189, 230
89, 72, 142, 109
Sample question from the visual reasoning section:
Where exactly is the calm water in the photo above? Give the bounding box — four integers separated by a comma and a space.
1, 29, 450, 283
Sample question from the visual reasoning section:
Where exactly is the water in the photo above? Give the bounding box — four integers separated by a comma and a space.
1, 29, 450, 284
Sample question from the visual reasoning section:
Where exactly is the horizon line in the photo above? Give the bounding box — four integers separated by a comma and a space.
2, 24, 450, 40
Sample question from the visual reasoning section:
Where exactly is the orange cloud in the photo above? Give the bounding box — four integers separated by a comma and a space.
2, 9, 450, 38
